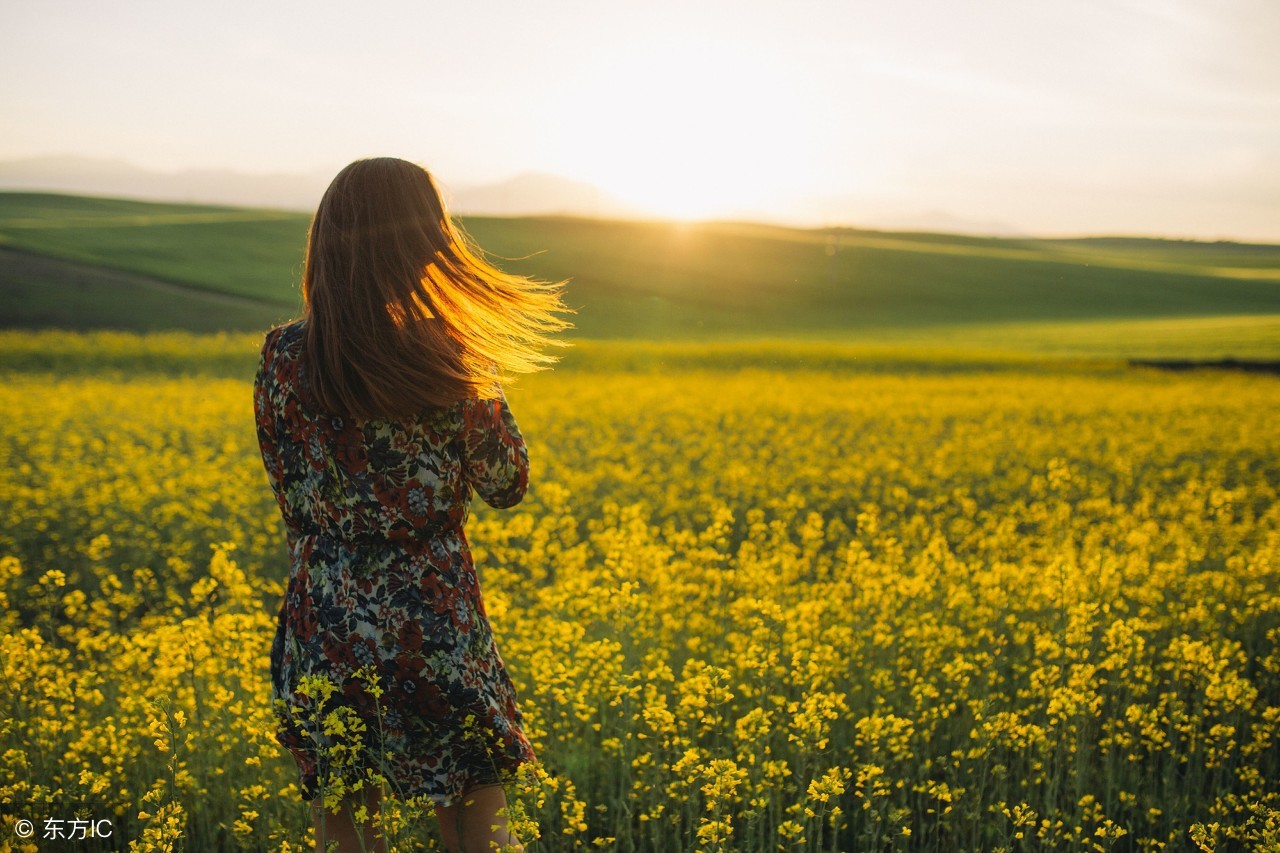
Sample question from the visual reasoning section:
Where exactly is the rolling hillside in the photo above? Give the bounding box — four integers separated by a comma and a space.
2, 192, 1279, 357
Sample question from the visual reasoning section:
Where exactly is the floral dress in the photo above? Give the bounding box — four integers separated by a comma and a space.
253, 319, 536, 805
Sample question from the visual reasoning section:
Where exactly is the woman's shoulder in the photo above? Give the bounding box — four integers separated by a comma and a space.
273, 317, 306, 343
256, 320, 305, 393
262, 318, 305, 358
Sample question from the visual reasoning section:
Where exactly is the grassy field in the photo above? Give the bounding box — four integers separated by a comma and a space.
0, 248, 294, 333
1, 334, 1277, 850
3, 192, 1279, 358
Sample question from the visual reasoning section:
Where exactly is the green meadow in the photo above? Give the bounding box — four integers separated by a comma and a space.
2, 191, 1279, 358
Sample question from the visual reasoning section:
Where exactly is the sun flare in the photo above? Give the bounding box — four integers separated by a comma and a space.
550, 37, 829, 221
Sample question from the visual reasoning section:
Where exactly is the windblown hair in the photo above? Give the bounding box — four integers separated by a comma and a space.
298, 157, 571, 420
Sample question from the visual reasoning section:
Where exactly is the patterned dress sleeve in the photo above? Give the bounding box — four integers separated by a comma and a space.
459, 391, 529, 509
253, 330, 284, 502
256, 326, 305, 558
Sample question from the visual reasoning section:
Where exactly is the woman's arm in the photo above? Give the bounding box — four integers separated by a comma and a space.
253, 333, 285, 503
254, 329, 303, 556
459, 390, 529, 509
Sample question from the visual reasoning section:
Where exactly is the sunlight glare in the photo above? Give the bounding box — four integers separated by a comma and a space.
551, 36, 828, 220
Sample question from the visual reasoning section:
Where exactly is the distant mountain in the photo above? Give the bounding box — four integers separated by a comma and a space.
793, 190, 1025, 238
0, 156, 635, 219
0, 155, 1034, 237
0, 155, 332, 211
0, 156, 1047, 239
872, 208, 1025, 238
449, 172, 637, 219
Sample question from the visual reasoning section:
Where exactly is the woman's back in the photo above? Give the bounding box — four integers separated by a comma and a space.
255, 319, 527, 565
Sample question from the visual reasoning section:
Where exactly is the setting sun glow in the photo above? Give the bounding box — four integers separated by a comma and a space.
549, 37, 830, 221
2, 0, 1277, 240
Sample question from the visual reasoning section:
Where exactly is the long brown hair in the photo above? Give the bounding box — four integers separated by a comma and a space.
298, 157, 571, 420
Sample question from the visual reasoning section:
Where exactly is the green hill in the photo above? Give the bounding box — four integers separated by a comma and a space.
2, 191, 1278, 357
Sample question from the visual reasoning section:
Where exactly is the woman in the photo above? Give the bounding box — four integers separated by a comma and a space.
253, 157, 570, 852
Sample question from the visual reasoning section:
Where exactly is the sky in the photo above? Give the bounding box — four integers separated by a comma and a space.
3, 0, 1279, 240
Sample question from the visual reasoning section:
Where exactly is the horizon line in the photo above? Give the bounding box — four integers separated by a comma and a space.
1, 185, 1278, 249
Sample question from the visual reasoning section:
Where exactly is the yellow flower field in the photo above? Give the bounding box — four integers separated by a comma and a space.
1, 334, 1278, 851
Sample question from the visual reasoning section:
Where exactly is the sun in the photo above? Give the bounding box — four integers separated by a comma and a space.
548, 36, 827, 221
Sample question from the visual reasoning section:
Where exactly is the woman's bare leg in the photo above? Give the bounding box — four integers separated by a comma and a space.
311, 785, 387, 853
434, 783, 523, 853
